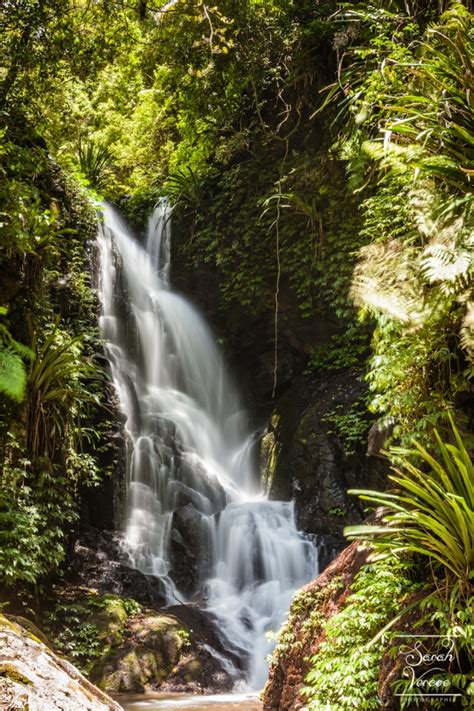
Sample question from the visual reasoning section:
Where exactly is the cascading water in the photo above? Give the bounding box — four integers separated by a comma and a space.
98, 200, 316, 689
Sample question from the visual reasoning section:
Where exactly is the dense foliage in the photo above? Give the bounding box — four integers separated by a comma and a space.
3, 1, 471, 435
0, 0, 472, 703
303, 557, 420, 710
0, 121, 110, 588
325, 422, 474, 708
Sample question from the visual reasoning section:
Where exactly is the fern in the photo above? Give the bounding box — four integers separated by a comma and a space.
350, 240, 425, 326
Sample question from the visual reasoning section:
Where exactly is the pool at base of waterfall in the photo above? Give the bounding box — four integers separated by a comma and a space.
114, 692, 262, 710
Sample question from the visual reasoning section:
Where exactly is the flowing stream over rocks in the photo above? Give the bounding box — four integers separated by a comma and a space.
98, 201, 316, 689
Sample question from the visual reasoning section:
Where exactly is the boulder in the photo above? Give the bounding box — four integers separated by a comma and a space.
42, 587, 237, 696
89, 612, 190, 693
0, 614, 121, 711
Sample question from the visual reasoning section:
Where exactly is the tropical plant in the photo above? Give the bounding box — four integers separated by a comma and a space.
320, 2, 474, 442
164, 165, 219, 210
380, 3, 474, 198
346, 417, 474, 606
26, 325, 98, 465
302, 556, 419, 710
75, 139, 113, 190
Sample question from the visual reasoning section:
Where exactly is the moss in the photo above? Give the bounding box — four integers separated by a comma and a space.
0, 614, 21, 634
142, 614, 178, 633
9, 616, 52, 648
181, 657, 202, 682
45, 589, 195, 691
0, 663, 33, 686
261, 430, 279, 491
88, 611, 194, 692
91, 598, 129, 647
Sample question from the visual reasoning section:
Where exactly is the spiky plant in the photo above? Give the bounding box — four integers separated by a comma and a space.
346, 417, 474, 605
76, 138, 113, 189
164, 166, 212, 209
26, 325, 97, 466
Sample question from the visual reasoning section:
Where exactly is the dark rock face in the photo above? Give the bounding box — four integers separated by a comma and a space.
67, 529, 166, 608
169, 505, 215, 595
263, 372, 388, 564
171, 253, 338, 426
80, 385, 128, 532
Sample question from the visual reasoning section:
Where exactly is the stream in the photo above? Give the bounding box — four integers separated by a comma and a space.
115, 692, 262, 711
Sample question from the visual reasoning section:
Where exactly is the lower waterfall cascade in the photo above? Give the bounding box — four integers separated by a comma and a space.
97, 200, 317, 689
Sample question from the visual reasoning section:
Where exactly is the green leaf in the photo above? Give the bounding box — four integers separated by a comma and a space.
0, 347, 27, 401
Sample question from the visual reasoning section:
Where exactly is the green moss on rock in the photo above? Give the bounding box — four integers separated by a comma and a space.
0, 662, 33, 686
90, 613, 191, 693
44, 589, 195, 693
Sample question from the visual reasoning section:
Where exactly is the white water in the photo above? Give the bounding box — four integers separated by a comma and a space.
98, 200, 316, 689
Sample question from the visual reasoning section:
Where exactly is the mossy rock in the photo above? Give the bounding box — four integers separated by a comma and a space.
180, 656, 202, 682
90, 597, 129, 647
130, 614, 186, 662
9, 616, 52, 648
95, 647, 164, 693
89, 612, 192, 693
0, 662, 33, 686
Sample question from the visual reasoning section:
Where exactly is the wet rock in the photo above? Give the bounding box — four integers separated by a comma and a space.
177, 459, 227, 512
168, 480, 216, 514
68, 529, 166, 607
166, 604, 247, 675
169, 505, 214, 595
0, 614, 121, 711
263, 372, 388, 566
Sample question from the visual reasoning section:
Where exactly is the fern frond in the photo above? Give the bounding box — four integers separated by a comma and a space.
351, 241, 425, 325
421, 243, 471, 287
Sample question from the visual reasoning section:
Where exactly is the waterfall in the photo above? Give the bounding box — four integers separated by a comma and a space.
97, 200, 316, 689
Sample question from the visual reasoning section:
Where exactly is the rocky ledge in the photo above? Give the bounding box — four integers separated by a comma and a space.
0, 614, 121, 711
